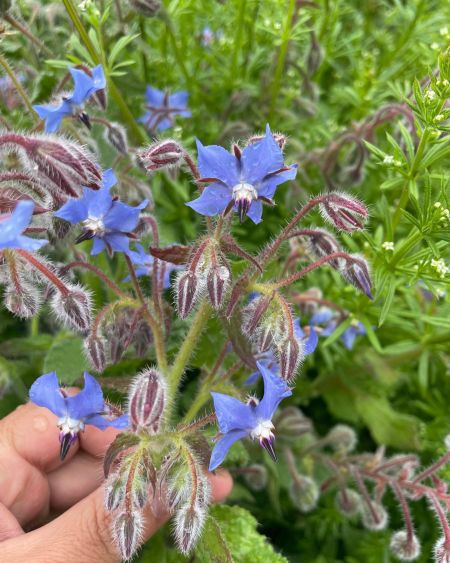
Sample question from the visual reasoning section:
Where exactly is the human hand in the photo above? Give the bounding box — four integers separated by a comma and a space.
0, 401, 233, 562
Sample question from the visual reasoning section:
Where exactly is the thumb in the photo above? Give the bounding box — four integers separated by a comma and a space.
0, 470, 233, 563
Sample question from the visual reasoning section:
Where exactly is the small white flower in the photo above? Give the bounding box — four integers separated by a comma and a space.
424, 89, 437, 101
440, 26, 449, 36
431, 42, 440, 51
382, 241, 395, 251
434, 202, 442, 208
383, 155, 394, 165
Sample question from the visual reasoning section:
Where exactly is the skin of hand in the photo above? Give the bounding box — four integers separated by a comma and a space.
0, 401, 233, 562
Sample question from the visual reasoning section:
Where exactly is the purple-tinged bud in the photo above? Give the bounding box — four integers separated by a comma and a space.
50, 283, 92, 333
104, 122, 128, 155
176, 270, 201, 319
434, 537, 450, 563
225, 275, 249, 320
4, 281, 41, 318
342, 254, 373, 299
326, 424, 357, 453
243, 464, 268, 491
134, 319, 153, 357
131, 0, 161, 16
335, 488, 362, 518
247, 131, 287, 150
128, 368, 167, 433
361, 501, 388, 531
277, 336, 303, 381
174, 502, 207, 555
242, 294, 272, 336
105, 472, 125, 511
84, 335, 106, 373
258, 325, 274, 351
289, 475, 319, 513
113, 510, 143, 561
319, 192, 368, 232
390, 530, 421, 561
139, 139, 185, 172
207, 263, 230, 309
275, 406, 313, 441
304, 228, 344, 269
51, 216, 72, 240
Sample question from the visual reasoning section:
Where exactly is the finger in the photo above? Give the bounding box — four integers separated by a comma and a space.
209, 470, 233, 502
79, 424, 123, 458
0, 502, 24, 541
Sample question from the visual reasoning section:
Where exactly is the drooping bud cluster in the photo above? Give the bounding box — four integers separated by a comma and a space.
319, 192, 368, 233
335, 488, 361, 517
139, 139, 185, 172
326, 424, 357, 454
288, 475, 319, 513
361, 501, 388, 531
275, 406, 313, 441
50, 283, 92, 333
390, 530, 421, 561
128, 367, 167, 433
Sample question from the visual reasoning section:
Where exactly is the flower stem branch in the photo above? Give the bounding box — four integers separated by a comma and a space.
16, 250, 69, 295
275, 252, 351, 288
61, 261, 129, 298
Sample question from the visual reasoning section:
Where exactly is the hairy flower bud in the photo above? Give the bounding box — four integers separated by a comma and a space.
335, 488, 361, 517
128, 368, 167, 433
51, 284, 92, 333
390, 530, 421, 561
131, 0, 161, 16
320, 192, 368, 232
303, 228, 344, 269
289, 475, 319, 513
113, 510, 143, 561
176, 270, 201, 318
342, 254, 373, 299
84, 335, 106, 373
139, 139, 185, 172
434, 536, 450, 563
4, 281, 41, 318
207, 263, 230, 309
104, 122, 128, 154
326, 424, 357, 453
174, 502, 207, 555
275, 406, 313, 440
242, 294, 272, 336
361, 501, 388, 531
134, 318, 153, 357
243, 464, 268, 491
105, 472, 125, 512
277, 335, 303, 381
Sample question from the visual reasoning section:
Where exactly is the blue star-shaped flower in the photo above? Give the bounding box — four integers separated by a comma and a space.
186, 124, 297, 224
209, 361, 292, 471
311, 308, 367, 350
138, 86, 191, 132
123, 243, 181, 288
29, 371, 128, 460
245, 319, 318, 385
33, 65, 106, 133
0, 200, 47, 251
54, 169, 148, 256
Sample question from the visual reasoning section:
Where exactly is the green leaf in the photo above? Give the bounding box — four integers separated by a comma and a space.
196, 505, 288, 563
108, 33, 140, 68
378, 278, 396, 327
43, 336, 90, 384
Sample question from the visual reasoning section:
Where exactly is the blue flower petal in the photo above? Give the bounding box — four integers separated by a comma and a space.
29, 372, 66, 418
54, 197, 89, 224
341, 327, 357, 350
87, 412, 129, 430
14, 234, 48, 251
311, 308, 334, 325
186, 183, 231, 216
103, 199, 148, 232
258, 164, 297, 199
246, 200, 263, 224
91, 64, 106, 90
145, 86, 165, 107
209, 429, 248, 471
169, 91, 189, 107
91, 237, 106, 255
196, 139, 239, 186
8, 200, 34, 231
101, 168, 117, 190
69, 68, 97, 105
83, 186, 113, 219
211, 391, 256, 434
0, 201, 47, 251
256, 361, 292, 420
103, 232, 131, 254
66, 372, 105, 421
241, 124, 284, 185
304, 326, 318, 355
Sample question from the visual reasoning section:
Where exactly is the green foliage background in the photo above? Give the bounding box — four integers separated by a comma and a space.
0, 0, 449, 561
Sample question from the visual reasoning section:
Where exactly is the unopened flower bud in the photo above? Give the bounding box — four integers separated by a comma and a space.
326, 424, 357, 453
390, 530, 421, 561
176, 270, 200, 318
174, 502, 207, 555
139, 139, 185, 172
361, 501, 388, 531
51, 216, 72, 240
242, 294, 272, 336
104, 122, 128, 154
51, 284, 92, 333
342, 255, 373, 299
275, 406, 313, 440
113, 510, 143, 561
4, 281, 41, 318
131, 0, 161, 16
304, 228, 344, 269
434, 536, 450, 563
84, 335, 106, 372
335, 488, 361, 517
134, 319, 153, 357
105, 472, 125, 511
277, 336, 303, 381
207, 264, 230, 309
128, 368, 167, 433
289, 475, 319, 513
243, 464, 268, 491
320, 192, 368, 232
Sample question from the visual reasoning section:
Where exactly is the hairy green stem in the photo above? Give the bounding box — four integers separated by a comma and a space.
0, 53, 38, 119
4, 14, 53, 57
230, 0, 247, 85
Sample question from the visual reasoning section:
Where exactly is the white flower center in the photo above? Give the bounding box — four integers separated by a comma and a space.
232, 182, 258, 203
250, 419, 274, 442
57, 415, 85, 435
83, 216, 105, 235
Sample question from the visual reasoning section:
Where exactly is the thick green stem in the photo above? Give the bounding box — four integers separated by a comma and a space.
0, 53, 38, 119
268, 0, 296, 121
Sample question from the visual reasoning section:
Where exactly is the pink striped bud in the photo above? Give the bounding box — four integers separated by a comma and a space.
242, 294, 272, 337
4, 280, 41, 318
128, 368, 167, 433
176, 270, 201, 319
139, 139, 185, 172
104, 122, 128, 154
207, 263, 230, 309
105, 472, 125, 511
277, 335, 303, 381
320, 192, 368, 232
304, 228, 344, 269
50, 283, 92, 333
84, 335, 106, 373
113, 510, 143, 561
174, 502, 207, 555
342, 254, 373, 299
